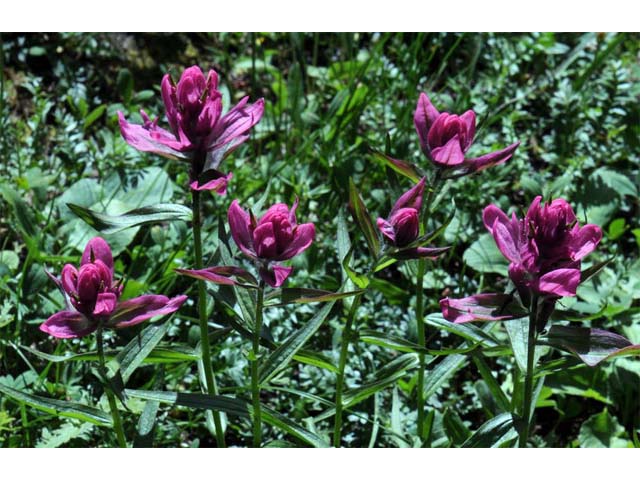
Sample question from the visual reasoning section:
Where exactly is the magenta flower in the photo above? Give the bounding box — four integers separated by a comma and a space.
41, 237, 187, 339
177, 199, 315, 288
377, 178, 425, 248
441, 196, 602, 324
118, 65, 264, 193
413, 92, 519, 176
228, 199, 316, 287
484, 196, 602, 298
375, 178, 449, 260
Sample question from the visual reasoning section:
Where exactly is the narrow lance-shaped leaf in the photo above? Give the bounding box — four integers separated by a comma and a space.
264, 288, 363, 307
124, 389, 328, 447
348, 178, 380, 258
259, 301, 336, 384
67, 203, 192, 234
370, 149, 422, 183
542, 325, 640, 367
0, 383, 112, 427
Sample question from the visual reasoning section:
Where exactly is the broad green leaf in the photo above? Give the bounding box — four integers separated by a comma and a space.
463, 233, 509, 275
259, 301, 336, 384
461, 412, 518, 447
67, 203, 192, 235
0, 250, 19, 270
578, 409, 630, 448
0, 383, 112, 427
0, 182, 37, 239
124, 389, 328, 447
593, 167, 638, 198
348, 178, 380, 258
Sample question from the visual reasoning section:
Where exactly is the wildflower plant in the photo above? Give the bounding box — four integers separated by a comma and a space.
441, 196, 640, 446
2, 34, 638, 450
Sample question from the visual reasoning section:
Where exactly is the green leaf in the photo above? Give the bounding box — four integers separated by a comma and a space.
117, 68, 134, 105
472, 355, 511, 413
124, 390, 328, 447
83, 105, 106, 130
443, 408, 472, 445
359, 329, 476, 355
348, 178, 380, 257
342, 246, 370, 289
423, 354, 468, 401
543, 325, 640, 367
344, 354, 420, 408
22, 344, 198, 365
461, 412, 518, 447
593, 167, 638, 198
133, 399, 159, 448
463, 233, 509, 275
0, 383, 112, 427
424, 314, 499, 347
370, 149, 422, 183
259, 301, 336, 384
107, 321, 172, 383
67, 203, 192, 235
264, 288, 363, 307
0, 182, 37, 239
578, 409, 630, 448
0, 250, 20, 271
505, 315, 545, 373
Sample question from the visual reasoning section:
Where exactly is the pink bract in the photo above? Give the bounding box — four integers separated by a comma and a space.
40, 237, 187, 339
118, 65, 264, 193
414, 92, 519, 176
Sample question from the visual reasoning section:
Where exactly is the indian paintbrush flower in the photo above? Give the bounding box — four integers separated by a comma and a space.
41, 237, 187, 339
118, 65, 264, 193
414, 92, 520, 176
440, 196, 602, 324
177, 199, 315, 288
376, 178, 449, 260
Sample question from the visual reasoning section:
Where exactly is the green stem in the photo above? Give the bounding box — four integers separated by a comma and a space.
415, 259, 427, 441
415, 173, 440, 444
192, 189, 226, 448
96, 325, 126, 448
251, 282, 265, 447
519, 295, 538, 448
333, 294, 363, 448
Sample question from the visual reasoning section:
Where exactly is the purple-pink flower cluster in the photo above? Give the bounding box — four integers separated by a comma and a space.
441, 196, 602, 324
118, 66, 264, 193
41, 237, 187, 339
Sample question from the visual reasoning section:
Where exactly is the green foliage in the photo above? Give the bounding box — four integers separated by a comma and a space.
1, 32, 638, 447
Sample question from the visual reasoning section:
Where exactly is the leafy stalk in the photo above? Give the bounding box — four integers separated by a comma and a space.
519, 294, 538, 448
333, 293, 363, 447
415, 173, 440, 443
192, 189, 226, 448
252, 281, 265, 447
96, 324, 127, 448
